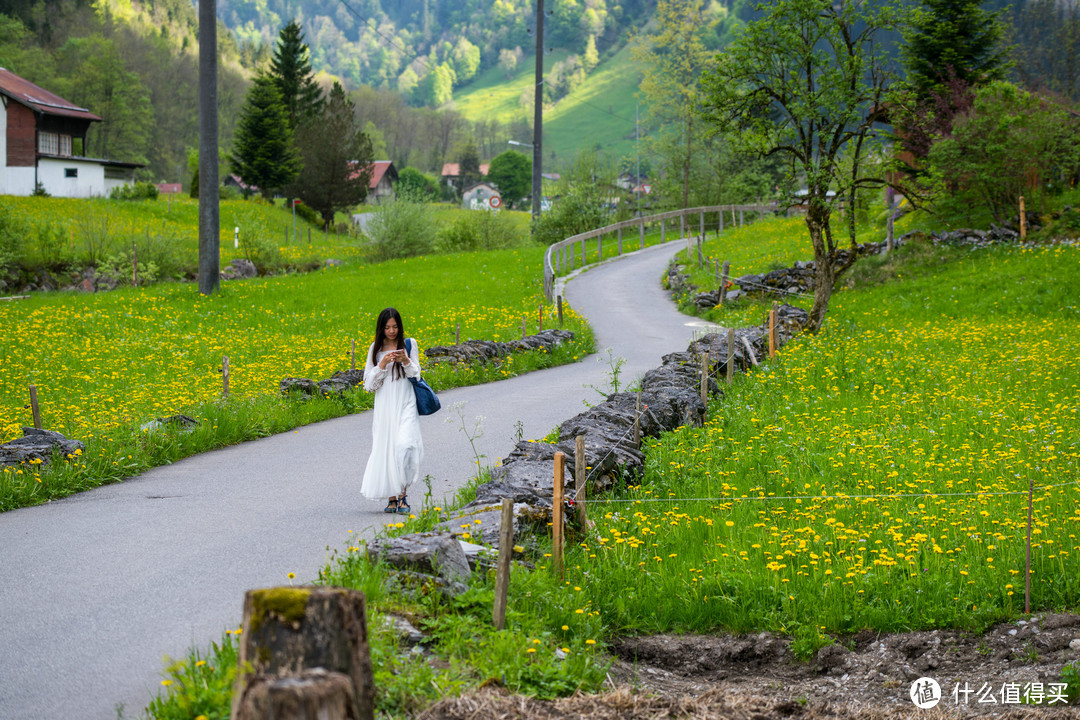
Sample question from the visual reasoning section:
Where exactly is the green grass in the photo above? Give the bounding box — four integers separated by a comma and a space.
453, 44, 644, 164
143, 212, 1080, 717
141, 207, 1080, 717
0, 244, 595, 511
568, 221, 1080, 641
2, 194, 351, 278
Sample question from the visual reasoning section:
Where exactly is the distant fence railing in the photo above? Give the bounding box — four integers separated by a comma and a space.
543, 203, 778, 302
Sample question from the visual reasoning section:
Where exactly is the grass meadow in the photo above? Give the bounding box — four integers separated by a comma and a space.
572, 226, 1080, 649
453, 43, 644, 163
0, 243, 593, 511
148, 209, 1079, 718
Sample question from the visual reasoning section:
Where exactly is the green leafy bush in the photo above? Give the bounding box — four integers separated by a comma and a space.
927, 81, 1078, 222
238, 227, 284, 273
362, 191, 437, 260
397, 167, 440, 201
98, 251, 160, 286
438, 210, 521, 251
110, 181, 160, 201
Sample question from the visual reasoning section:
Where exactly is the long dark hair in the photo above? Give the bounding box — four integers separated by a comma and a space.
371, 307, 406, 379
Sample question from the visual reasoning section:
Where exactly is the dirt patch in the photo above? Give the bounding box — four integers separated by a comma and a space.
419, 614, 1080, 719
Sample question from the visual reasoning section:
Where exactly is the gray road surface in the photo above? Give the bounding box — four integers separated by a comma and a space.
0, 240, 713, 720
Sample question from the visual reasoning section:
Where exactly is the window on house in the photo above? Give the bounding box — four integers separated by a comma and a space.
38, 132, 59, 155
59, 135, 72, 157
64, 168, 78, 178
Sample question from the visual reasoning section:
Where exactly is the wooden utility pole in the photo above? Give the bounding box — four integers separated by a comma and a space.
197, 0, 220, 295
530, 0, 544, 225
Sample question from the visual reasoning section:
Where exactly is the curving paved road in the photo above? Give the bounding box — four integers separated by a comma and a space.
0, 240, 715, 720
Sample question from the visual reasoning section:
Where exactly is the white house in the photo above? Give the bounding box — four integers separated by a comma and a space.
0, 67, 140, 197
462, 182, 500, 210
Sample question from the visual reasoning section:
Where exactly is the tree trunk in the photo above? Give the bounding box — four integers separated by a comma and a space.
230, 587, 375, 720
805, 202, 835, 334
236, 670, 358, 720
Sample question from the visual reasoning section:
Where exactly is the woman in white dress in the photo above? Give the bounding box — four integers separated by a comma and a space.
361, 307, 424, 514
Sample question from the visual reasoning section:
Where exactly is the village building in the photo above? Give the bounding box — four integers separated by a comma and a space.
441, 162, 490, 191
462, 181, 501, 210
0, 67, 140, 197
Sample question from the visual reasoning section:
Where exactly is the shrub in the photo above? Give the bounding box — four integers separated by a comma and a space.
437, 210, 521, 252
97, 250, 160, 286
238, 227, 284, 273
397, 167, 440, 202
927, 81, 1079, 222
293, 200, 320, 227
110, 182, 160, 201
362, 192, 437, 260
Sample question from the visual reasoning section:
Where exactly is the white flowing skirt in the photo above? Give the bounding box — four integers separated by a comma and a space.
361, 375, 424, 499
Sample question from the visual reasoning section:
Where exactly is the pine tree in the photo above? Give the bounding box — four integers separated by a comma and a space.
456, 140, 482, 192
269, 19, 322, 129
902, 0, 1013, 94
231, 73, 301, 199
290, 82, 374, 228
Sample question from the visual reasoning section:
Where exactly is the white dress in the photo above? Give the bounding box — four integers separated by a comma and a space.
361, 339, 425, 500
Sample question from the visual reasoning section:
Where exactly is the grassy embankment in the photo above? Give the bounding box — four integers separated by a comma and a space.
146, 207, 1080, 718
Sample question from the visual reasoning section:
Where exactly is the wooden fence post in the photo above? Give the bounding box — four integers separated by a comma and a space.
538, 304, 543, 333
350, 339, 356, 370
634, 391, 641, 445
617, 225, 623, 255
697, 235, 704, 268
597, 235, 603, 262
1025, 478, 1034, 614
727, 327, 735, 385
521, 316, 527, 340
553, 451, 565, 580
699, 211, 704, 240
557, 295, 564, 326
768, 304, 777, 359
1019, 196, 1027, 240
223, 356, 230, 397
720, 260, 730, 304
493, 497, 514, 629
719, 209, 724, 233
661, 218, 666, 244
29, 385, 42, 429
574, 447, 587, 533
639, 222, 645, 249
700, 352, 709, 410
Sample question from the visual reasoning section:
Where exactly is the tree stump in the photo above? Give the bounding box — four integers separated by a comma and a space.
235, 669, 358, 720
230, 587, 375, 720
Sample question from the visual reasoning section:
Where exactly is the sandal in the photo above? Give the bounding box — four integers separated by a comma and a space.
383, 499, 399, 514
396, 495, 411, 514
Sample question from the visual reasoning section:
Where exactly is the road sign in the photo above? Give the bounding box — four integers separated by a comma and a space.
489, 195, 502, 209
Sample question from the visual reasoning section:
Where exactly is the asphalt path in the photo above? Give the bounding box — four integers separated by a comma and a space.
0, 239, 716, 720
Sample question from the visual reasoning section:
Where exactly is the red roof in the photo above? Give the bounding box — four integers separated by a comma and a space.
441, 163, 490, 177
348, 160, 397, 189
368, 160, 393, 189
0, 67, 102, 121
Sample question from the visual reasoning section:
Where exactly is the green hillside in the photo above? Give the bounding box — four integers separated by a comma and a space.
454, 43, 644, 167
